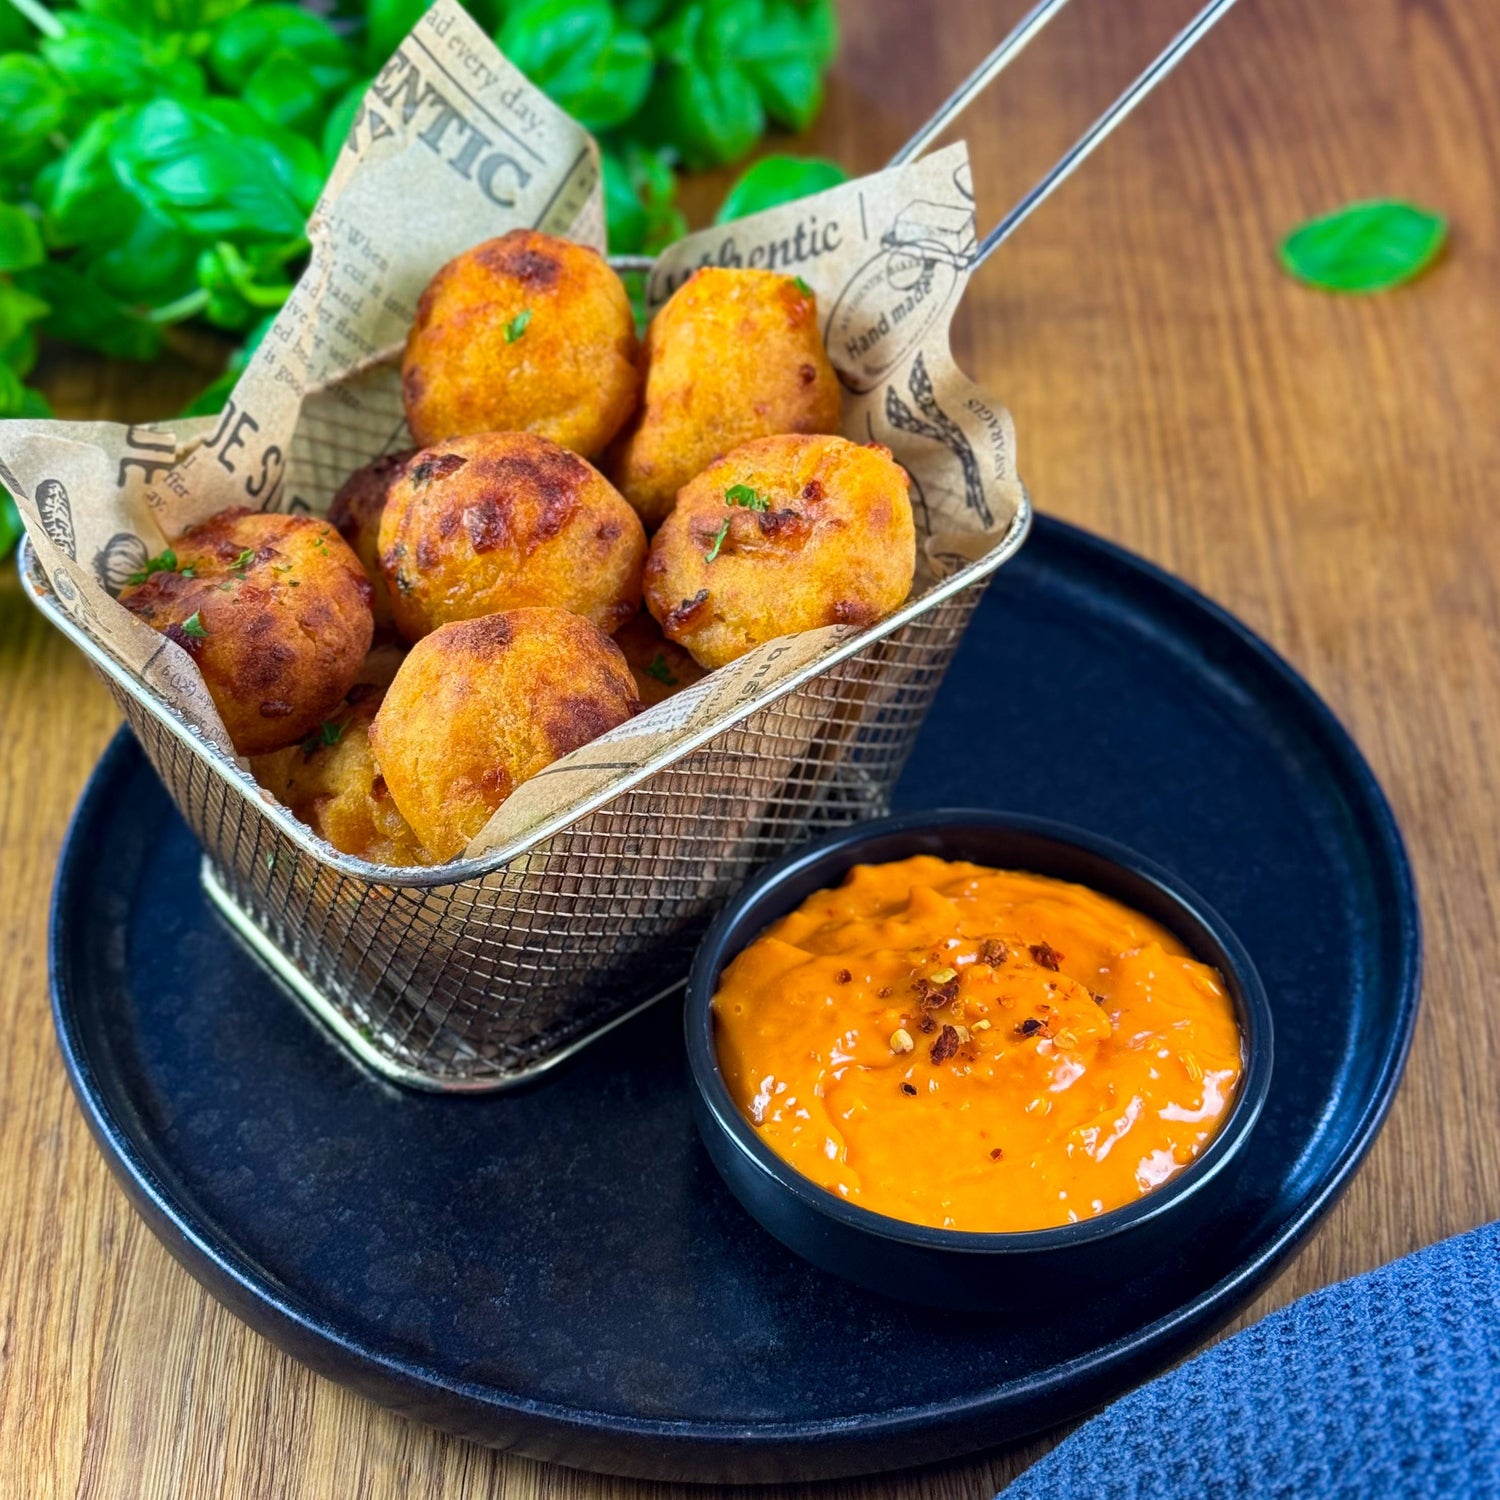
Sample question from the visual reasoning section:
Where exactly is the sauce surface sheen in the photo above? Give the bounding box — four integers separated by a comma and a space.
712, 856, 1243, 1232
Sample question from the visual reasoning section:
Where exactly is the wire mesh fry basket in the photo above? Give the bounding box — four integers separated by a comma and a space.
11, 0, 1236, 1091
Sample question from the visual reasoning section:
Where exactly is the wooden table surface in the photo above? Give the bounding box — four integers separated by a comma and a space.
5, 0, 1498, 1493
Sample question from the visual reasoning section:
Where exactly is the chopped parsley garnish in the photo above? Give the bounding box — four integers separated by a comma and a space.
231, 548, 255, 574
644, 651, 677, 685
180, 611, 208, 638
179, 565, 196, 579
704, 518, 731, 563
793, 276, 814, 297
125, 548, 178, 585
504, 308, 533, 342
724, 483, 770, 511
301, 720, 343, 756
265, 851, 277, 873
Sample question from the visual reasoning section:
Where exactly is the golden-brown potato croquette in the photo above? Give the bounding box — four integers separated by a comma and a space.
402, 230, 639, 455
643, 434, 916, 670
378, 432, 645, 641
612, 607, 706, 707
119, 508, 374, 755
369, 608, 640, 861
251, 685, 431, 867
328, 450, 413, 631
606, 268, 842, 529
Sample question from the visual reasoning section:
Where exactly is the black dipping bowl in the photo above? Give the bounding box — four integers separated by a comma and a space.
685, 810, 1274, 1310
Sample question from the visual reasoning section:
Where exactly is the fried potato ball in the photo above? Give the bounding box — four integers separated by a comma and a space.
378, 432, 645, 641
120, 507, 374, 755
605, 268, 842, 529
328, 450, 413, 631
251, 685, 431, 867
643, 434, 916, 670
402, 229, 639, 455
369, 608, 641, 861
613, 607, 707, 707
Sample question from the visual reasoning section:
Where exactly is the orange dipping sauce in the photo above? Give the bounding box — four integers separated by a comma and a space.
712, 856, 1243, 1232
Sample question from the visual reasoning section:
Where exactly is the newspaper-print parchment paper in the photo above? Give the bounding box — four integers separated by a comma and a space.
0, 0, 1026, 867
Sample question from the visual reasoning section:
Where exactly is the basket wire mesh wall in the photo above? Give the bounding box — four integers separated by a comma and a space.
68, 565, 992, 1090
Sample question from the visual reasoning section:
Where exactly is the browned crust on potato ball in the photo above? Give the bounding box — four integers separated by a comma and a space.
605, 268, 842, 529
643, 434, 916, 670
612, 607, 707, 707
368, 608, 641, 861
402, 229, 639, 456
251, 685, 431, 867
377, 432, 646, 641
328, 450, 414, 631
119, 508, 374, 755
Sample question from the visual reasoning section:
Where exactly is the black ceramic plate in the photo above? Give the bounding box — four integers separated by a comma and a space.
49, 517, 1420, 1484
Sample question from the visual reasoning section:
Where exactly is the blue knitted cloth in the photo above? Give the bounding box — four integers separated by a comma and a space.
1000, 1219, 1500, 1500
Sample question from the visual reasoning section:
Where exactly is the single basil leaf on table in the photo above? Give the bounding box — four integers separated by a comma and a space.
715, 153, 846, 223
499, 0, 655, 133
645, 0, 765, 169
0, 56, 70, 176
0, 204, 45, 275
1280, 200, 1447, 293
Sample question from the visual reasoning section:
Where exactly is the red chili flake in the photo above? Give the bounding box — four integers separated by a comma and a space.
835, 969, 852, 984
914, 974, 960, 1009
900, 1081, 918, 1096
1016, 1016, 1045, 1037
1030, 941, 1063, 971
990, 1147, 1004, 1160
980, 939, 1008, 967
930, 1024, 961, 1064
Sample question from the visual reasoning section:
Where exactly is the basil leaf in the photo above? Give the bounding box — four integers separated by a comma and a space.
620, 0, 670, 26
42, 15, 207, 104
0, 276, 49, 353
0, 204, 45, 274
1280, 200, 1446, 294
322, 77, 372, 166
88, 204, 201, 304
646, 0, 764, 169
81, 0, 253, 32
209, 6, 354, 94
741, 0, 828, 132
242, 49, 336, 135
715, 153, 845, 223
364, 0, 432, 69
0, 2, 34, 55
18, 259, 164, 360
109, 98, 309, 240
500, 0, 654, 133
0, 56, 69, 176
0, 485, 24, 560
602, 140, 684, 254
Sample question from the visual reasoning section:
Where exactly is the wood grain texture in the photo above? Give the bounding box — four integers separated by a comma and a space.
4, 0, 1499, 1492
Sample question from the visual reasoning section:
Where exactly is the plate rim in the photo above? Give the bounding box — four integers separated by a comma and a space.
46, 513, 1422, 1478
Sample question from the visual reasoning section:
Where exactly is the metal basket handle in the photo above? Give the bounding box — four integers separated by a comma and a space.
610, 0, 1241, 277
